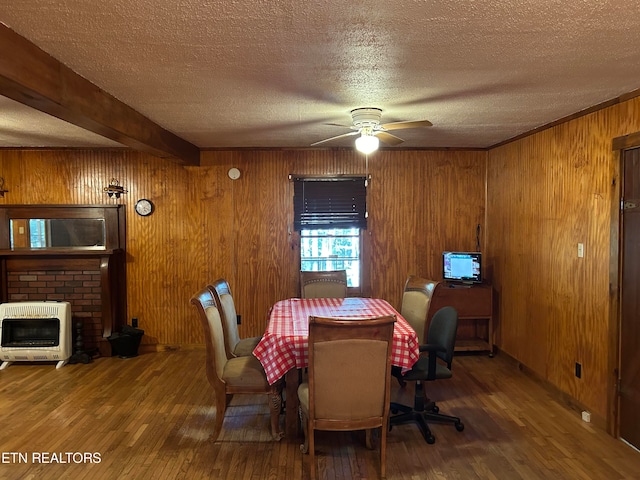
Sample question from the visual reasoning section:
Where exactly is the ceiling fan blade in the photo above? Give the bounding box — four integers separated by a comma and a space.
380, 119, 433, 131
310, 131, 359, 146
375, 131, 404, 146
324, 122, 356, 129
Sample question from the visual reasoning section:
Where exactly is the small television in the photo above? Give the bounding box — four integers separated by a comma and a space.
442, 251, 482, 284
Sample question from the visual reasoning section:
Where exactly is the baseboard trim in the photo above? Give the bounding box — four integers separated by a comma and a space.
494, 348, 606, 430
138, 343, 205, 354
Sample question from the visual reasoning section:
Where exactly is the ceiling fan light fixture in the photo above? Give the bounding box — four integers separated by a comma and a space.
355, 133, 379, 155
311, 107, 430, 149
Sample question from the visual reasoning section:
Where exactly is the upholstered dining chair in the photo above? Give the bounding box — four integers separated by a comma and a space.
389, 306, 464, 444
300, 270, 348, 298
298, 314, 396, 480
208, 278, 262, 359
400, 275, 440, 344
393, 276, 440, 389
190, 286, 283, 442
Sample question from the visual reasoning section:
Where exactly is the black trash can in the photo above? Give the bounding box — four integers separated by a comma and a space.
108, 325, 144, 358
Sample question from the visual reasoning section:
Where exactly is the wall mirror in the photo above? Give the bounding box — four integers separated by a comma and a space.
0, 205, 125, 252
10, 218, 106, 250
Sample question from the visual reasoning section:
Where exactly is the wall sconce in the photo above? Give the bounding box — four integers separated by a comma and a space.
103, 178, 127, 198
0, 177, 8, 197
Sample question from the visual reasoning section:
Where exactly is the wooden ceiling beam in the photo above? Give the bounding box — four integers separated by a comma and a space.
0, 24, 200, 166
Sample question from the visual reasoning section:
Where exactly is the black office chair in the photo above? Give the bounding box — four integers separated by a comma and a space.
389, 306, 464, 444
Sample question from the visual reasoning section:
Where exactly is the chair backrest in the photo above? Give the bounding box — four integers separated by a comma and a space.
190, 287, 228, 390
208, 278, 240, 358
400, 276, 440, 343
307, 315, 396, 422
300, 270, 348, 299
427, 306, 458, 368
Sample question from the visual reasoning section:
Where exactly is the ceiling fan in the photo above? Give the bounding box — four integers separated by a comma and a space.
311, 107, 432, 153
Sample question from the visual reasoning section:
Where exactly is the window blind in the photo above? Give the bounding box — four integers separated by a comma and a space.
293, 176, 367, 230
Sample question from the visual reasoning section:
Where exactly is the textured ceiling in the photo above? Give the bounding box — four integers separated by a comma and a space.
1, 0, 640, 151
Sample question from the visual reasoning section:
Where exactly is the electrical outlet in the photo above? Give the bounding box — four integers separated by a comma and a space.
575, 362, 582, 378
577, 243, 584, 258
236, 314, 241, 325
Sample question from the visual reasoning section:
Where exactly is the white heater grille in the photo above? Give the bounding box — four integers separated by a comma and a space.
0, 301, 72, 369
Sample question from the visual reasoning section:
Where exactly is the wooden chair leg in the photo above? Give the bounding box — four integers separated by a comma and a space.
380, 424, 387, 478
211, 388, 227, 442
299, 406, 309, 453
298, 406, 316, 480
365, 428, 379, 449
309, 422, 316, 480
268, 387, 284, 441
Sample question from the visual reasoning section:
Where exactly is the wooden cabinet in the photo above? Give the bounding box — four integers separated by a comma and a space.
428, 283, 493, 355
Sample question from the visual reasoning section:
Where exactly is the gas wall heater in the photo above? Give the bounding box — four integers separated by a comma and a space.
0, 301, 72, 370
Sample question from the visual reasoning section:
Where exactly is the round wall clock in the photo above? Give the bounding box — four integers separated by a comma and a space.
135, 198, 154, 216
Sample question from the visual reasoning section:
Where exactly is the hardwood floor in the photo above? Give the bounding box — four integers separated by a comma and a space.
0, 350, 638, 480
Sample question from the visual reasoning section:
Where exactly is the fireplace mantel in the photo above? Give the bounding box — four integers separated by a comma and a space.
0, 205, 126, 356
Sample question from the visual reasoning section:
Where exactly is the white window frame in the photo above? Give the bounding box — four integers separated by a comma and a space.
300, 227, 362, 288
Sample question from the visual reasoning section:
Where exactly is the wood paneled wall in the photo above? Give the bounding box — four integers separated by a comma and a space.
2, 94, 638, 426
0, 147, 486, 348
486, 96, 640, 420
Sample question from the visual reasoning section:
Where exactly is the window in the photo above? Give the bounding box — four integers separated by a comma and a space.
293, 176, 368, 289
300, 228, 361, 287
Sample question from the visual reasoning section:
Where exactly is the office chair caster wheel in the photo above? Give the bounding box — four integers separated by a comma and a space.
455, 422, 464, 432
426, 435, 435, 444
391, 408, 398, 414
431, 405, 439, 413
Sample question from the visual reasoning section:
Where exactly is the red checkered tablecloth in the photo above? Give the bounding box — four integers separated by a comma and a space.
253, 297, 420, 385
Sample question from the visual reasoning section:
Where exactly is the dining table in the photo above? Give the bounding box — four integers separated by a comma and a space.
253, 296, 420, 438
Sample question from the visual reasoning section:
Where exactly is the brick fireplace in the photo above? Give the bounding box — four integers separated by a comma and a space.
6, 268, 103, 351
0, 204, 127, 357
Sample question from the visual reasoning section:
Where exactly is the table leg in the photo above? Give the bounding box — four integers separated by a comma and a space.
285, 367, 300, 439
